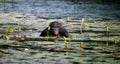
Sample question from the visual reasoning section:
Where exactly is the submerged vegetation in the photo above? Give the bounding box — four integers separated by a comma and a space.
0, 13, 120, 64
0, 0, 120, 64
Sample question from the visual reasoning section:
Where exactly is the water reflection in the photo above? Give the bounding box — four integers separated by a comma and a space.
0, 0, 120, 18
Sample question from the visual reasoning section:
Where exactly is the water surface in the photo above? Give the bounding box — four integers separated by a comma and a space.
0, 0, 120, 18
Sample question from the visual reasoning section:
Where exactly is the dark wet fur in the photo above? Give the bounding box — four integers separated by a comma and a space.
40, 21, 68, 37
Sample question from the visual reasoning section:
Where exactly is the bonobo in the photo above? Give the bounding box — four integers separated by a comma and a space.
40, 21, 68, 38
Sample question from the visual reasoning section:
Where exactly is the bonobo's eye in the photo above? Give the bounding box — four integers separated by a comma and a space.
54, 28, 59, 31
52, 27, 59, 30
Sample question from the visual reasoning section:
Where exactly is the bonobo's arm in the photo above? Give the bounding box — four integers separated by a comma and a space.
59, 27, 69, 37
40, 28, 48, 36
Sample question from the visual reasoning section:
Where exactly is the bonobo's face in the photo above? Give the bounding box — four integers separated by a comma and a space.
52, 27, 59, 35
49, 21, 61, 35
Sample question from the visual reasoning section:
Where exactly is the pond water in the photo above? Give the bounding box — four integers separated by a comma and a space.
0, 0, 120, 19
0, 0, 120, 64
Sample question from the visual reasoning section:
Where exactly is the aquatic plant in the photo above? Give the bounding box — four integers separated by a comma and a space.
7, 27, 14, 33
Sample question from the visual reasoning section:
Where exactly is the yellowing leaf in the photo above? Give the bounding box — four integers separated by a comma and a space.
5, 35, 10, 40
81, 18, 85, 22
65, 43, 69, 48
8, 27, 14, 33
45, 36, 57, 39
63, 36, 67, 40
106, 26, 109, 31
18, 27, 21, 32
2, 35, 10, 40
48, 26, 50, 30
84, 23, 90, 29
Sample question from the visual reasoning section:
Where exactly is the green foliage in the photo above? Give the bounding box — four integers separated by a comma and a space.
0, 0, 4, 3
0, 0, 16, 3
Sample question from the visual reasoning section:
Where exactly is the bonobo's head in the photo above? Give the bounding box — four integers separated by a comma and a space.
49, 21, 62, 35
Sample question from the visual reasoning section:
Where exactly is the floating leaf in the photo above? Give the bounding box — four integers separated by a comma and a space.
1, 35, 10, 40
48, 26, 50, 30
81, 18, 84, 22
63, 36, 66, 40
106, 26, 109, 31
84, 23, 90, 29
65, 43, 69, 48
45, 36, 57, 39
18, 27, 21, 32
80, 42, 83, 48
8, 27, 14, 33
5, 35, 10, 40
67, 17, 71, 21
